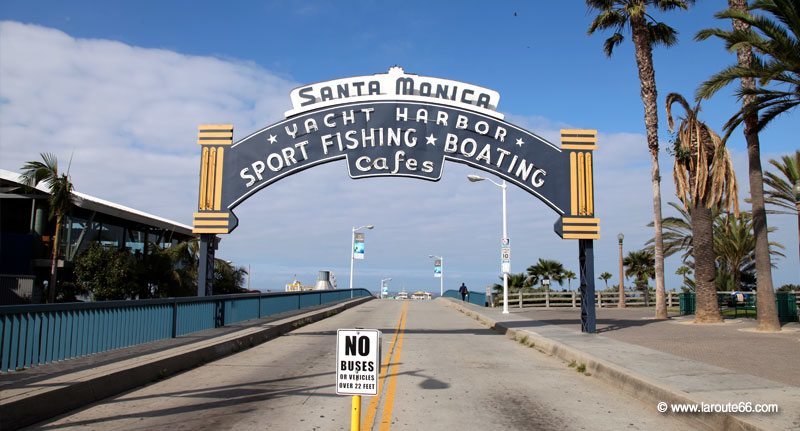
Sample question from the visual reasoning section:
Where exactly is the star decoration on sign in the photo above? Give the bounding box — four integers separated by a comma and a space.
267, 134, 277, 144
515, 138, 525, 147
425, 134, 437, 146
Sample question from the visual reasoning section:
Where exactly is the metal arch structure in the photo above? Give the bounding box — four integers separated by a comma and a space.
192, 67, 600, 333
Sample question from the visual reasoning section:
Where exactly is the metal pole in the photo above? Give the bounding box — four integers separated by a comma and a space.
501, 180, 509, 314
579, 239, 596, 333
618, 237, 625, 308
440, 257, 444, 297
349, 227, 355, 298
351, 395, 361, 431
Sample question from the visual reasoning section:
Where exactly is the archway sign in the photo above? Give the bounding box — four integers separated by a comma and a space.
192, 67, 600, 333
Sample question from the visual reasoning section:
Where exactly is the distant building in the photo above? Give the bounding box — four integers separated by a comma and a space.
411, 291, 432, 300
0, 169, 194, 304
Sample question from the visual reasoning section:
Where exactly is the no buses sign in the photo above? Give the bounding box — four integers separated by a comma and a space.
336, 329, 381, 396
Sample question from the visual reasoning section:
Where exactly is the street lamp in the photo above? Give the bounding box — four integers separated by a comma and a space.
349, 224, 374, 297
428, 255, 444, 297
380, 277, 392, 298
467, 174, 510, 314
617, 233, 625, 308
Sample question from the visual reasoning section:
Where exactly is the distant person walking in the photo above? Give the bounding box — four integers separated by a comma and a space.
459, 283, 468, 301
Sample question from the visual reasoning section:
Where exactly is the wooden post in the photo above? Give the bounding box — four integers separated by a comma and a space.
572, 291, 577, 308
545, 290, 550, 308
518, 291, 523, 308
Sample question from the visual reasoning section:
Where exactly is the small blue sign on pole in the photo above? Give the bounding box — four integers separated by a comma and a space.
433, 259, 442, 278
353, 232, 365, 260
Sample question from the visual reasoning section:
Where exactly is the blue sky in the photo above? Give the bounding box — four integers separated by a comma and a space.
1, 1, 797, 294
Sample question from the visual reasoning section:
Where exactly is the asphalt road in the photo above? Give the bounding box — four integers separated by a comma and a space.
34, 300, 690, 431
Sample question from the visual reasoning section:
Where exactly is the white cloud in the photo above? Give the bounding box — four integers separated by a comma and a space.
1, 21, 795, 295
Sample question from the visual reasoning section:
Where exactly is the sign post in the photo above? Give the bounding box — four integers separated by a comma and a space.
337, 329, 381, 431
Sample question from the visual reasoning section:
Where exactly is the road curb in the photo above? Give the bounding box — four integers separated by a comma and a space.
442, 298, 768, 431
1, 296, 373, 430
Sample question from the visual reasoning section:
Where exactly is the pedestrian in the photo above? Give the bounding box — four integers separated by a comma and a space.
459, 283, 468, 301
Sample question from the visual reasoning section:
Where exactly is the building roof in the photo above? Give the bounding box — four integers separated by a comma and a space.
0, 168, 193, 236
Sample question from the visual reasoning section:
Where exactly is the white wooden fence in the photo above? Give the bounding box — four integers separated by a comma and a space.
495, 290, 800, 309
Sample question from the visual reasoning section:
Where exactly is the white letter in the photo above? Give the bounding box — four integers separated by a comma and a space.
531, 169, 546, 187
323, 113, 336, 128
355, 156, 372, 172
444, 134, 458, 153
240, 168, 256, 187
396, 107, 408, 122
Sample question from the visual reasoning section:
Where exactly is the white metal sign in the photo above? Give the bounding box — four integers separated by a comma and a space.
336, 329, 381, 396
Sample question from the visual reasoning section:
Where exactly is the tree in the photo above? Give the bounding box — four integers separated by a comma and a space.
20, 153, 74, 303
214, 260, 248, 295
526, 259, 566, 290
623, 249, 656, 306
492, 273, 530, 295
564, 270, 577, 291
714, 212, 784, 291
675, 265, 693, 290
599, 272, 613, 289
587, 0, 694, 320
647, 202, 695, 263
74, 243, 140, 300
762, 150, 799, 271
666, 92, 739, 323
695, 0, 793, 330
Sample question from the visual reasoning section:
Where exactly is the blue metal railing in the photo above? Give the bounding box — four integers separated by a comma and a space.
0, 288, 372, 372
443, 289, 487, 307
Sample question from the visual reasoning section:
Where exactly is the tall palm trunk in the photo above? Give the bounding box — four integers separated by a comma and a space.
631, 13, 667, 319
692, 204, 721, 322
48, 214, 62, 303
729, 0, 780, 331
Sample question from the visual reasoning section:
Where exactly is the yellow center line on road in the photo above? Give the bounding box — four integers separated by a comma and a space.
377, 302, 408, 431
362, 301, 408, 431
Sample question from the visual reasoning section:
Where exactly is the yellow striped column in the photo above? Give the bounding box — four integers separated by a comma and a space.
194, 124, 233, 234
557, 129, 600, 240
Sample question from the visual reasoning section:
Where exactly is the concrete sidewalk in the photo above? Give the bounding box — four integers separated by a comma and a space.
0, 296, 372, 430
443, 298, 800, 431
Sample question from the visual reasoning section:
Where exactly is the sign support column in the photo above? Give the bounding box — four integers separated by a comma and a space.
193, 124, 234, 296
554, 129, 599, 333
579, 239, 596, 333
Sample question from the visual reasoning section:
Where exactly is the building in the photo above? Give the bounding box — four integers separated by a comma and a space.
0, 169, 194, 304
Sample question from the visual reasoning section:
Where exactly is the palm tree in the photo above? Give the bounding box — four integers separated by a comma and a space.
666, 92, 739, 323
675, 265, 693, 290
599, 272, 613, 289
492, 273, 530, 295
587, 0, 694, 320
564, 270, 577, 291
526, 259, 566, 290
20, 153, 74, 303
623, 249, 656, 306
714, 212, 785, 292
762, 150, 799, 270
647, 202, 695, 263
696, 0, 800, 135
695, 0, 795, 331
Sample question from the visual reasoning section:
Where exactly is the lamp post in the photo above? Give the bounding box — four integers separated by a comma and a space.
349, 224, 374, 297
617, 233, 625, 308
428, 255, 444, 297
467, 174, 509, 314
380, 278, 392, 299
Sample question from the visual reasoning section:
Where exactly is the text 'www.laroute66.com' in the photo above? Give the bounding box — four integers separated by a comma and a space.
657, 401, 779, 414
